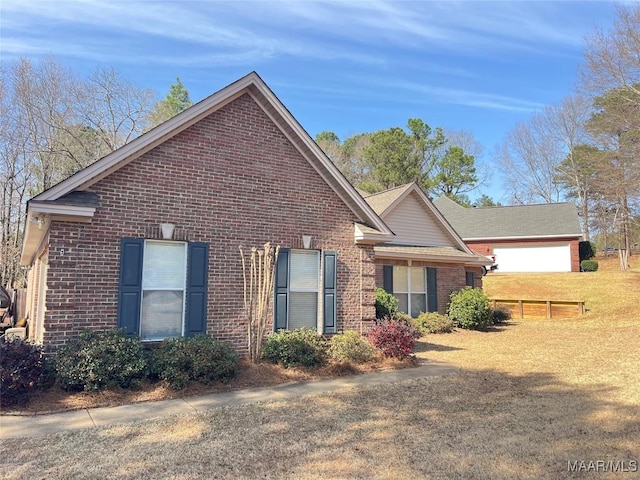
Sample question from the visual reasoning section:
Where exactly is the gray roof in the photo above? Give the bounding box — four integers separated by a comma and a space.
432, 196, 583, 239
47, 191, 100, 208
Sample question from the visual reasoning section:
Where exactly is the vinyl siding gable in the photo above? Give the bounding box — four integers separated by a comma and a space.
384, 192, 454, 247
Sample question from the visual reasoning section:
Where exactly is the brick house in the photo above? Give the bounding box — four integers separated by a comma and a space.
362, 184, 490, 317
20, 72, 489, 353
433, 196, 583, 273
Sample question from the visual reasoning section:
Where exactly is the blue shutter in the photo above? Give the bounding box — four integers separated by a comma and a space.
274, 248, 289, 330
185, 242, 209, 337
323, 251, 337, 334
118, 238, 144, 335
466, 271, 475, 287
383, 265, 393, 293
427, 267, 438, 312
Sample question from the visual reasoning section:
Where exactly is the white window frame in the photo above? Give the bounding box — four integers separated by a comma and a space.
140, 240, 188, 341
393, 265, 427, 318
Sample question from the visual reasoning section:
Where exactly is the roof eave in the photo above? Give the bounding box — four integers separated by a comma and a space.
464, 234, 583, 241
374, 248, 492, 265
21, 204, 96, 266
354, 224, 395, 245
29, 201, 96, 218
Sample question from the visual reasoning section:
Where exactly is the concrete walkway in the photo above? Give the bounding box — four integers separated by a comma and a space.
0, 360, 458, 439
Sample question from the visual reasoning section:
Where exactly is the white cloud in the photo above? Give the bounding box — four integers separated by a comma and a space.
1, 0, 602, 67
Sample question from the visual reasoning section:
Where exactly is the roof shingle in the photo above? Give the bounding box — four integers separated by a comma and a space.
432, 196, 582, 239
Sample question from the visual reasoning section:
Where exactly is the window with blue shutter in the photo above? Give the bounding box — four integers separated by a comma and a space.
117, 238, 208, 340
387, 266, 438, 317
273, 249, 336, 332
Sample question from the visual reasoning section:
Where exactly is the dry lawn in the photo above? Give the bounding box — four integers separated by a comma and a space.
1, 262, 639, 479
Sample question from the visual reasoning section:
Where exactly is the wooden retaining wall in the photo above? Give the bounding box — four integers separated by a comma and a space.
491, 299, 585, 319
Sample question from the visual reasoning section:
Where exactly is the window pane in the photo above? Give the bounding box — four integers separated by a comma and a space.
411, 294, 427, 318
393, 266, 408, 292
410, 267, 426, 293
289, 292, 318, 329
290, 251, 319, 290
143, 242, 186, 289
395, 293, 408, 315
141, 290, 183, 340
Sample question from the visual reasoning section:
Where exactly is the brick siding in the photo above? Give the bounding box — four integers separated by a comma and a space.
374, 260, 484, 315
40, 93, 375, 352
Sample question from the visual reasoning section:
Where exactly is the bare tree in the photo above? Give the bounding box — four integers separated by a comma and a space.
581, 5, 640, 262
496, 95, 592, 209
0, 70, 29, 287
496, 118, 565, 204
0, 57, 157, 286
581, 4, 640, 99
547, 96, 593, 238
444, 128, 489, 196
77, 67, 155, 153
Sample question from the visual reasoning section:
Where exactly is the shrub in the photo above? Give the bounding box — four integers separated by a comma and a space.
262, 328, 327, 368
375, 288, 398, 320
152, 335, 238, 390
490, 305, 512, 324
54, 329, 148, 392
328, 331, 378, 363
581, 259, 599, 272
367, 320, 418, 360
0, 338, 50, 407
392, 311, 415, 325
579, 241, 596, 261
413, 312, 455, 335
447, 287, 492, 330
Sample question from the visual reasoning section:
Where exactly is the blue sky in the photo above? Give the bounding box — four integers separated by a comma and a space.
0, 1, 621, 202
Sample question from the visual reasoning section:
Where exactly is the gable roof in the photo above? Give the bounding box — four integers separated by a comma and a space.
432, 196, 583, 240
363, 183, 492, 266
22, 72, 393, 264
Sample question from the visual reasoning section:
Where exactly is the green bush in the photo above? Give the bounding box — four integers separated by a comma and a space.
412, 312, 455, 335
54, 329, 148, 392
262, 328, 327, 368
328, 331, 378, 363
152, 335, 238, 390
490, 305, 512, 324
0, 338, 51, 407
447, 287, 492, 331
579, 241, 596, 261
581, 259, 599, 272
375, 288, 398, 320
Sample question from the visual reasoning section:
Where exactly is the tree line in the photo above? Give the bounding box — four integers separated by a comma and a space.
314, 121, 489, 205
3, 4, 640, 286
1, 57, 191, 287
496, 4, 640, 262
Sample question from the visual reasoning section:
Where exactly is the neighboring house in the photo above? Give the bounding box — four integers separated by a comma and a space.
433, 196, 583, 273
20, 72, 487, 353
362, 184, 491, 317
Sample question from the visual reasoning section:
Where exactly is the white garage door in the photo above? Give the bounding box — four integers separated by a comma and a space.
493, 244, 571, 273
